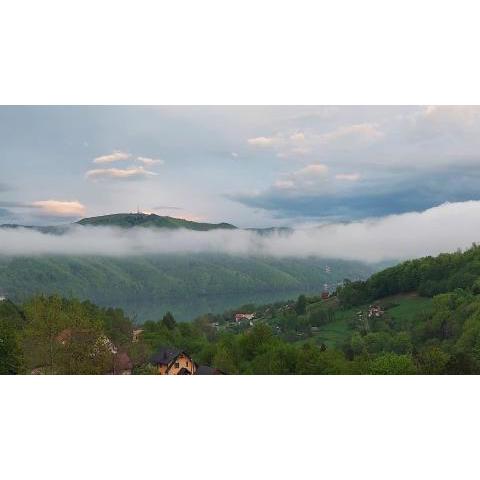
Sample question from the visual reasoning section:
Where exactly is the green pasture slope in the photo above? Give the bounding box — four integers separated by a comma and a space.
303, 293, 434, 348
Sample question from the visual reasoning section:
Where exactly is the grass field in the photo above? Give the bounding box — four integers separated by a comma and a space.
306, 293, 434, 348
311, 316, 352, 347
385, 294, 433, 323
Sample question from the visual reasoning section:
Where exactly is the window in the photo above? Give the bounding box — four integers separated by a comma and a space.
174, 362, 180, 368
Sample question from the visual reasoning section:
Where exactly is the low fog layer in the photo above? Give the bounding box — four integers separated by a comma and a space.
1, 201, 479, 263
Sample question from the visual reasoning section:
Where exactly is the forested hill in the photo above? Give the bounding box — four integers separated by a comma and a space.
0, 213, 377, 318
0, 213, 237, 232
0, 213, 295, 233
6, 245, 480, 374
76, 213, 237, 230
0, 255, 374, 309
338, 243, 480, 307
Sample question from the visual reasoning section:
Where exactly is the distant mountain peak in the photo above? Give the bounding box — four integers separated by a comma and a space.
76, 213, 237, 231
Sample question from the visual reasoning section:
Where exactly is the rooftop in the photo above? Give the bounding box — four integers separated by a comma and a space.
150, 347, 183, 366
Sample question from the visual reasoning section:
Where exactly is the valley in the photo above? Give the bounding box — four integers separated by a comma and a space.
0, 213, 377, 321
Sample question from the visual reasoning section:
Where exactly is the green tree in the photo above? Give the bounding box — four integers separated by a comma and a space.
213, 344, 238, 374
22, 296, 116, 374
390, 332, 413, 354
0, 318, 22, 374
417, 347, 450, 374
368, 353, 417, 375
444, 352, 478, 374
238, 323, 274, 361
296, 345, 350, 374
350, 332, 366, 356
250, 343, 298, 374
295, 295, 307, 315
161, 311, 177, 330
22, 295, 66, 373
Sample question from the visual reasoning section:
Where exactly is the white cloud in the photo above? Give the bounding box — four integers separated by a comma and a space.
247, 131, 309, 158
271, 163, 330, 194
274, 179, 295, 190
318, 122, 383, 146
290, 132, 305, 142
404, 106, 480, 145
93, 150, 131, 164
247, 136, 277, 147
2, 201, 480, 263
85, 166, 158, 181
136, 156, 164, 166
421, 105, 480, 127
31, 200, 86, 217
297, 164, 329, 176
335, 173, 361, 181
247, 123, 383, 159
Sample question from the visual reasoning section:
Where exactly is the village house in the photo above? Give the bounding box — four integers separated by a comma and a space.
234, 313, 255, 323
368, 304, 385, 319
150, 347, 197, 374
150, 347, 225, 375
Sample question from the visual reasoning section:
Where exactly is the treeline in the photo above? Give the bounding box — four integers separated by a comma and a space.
343, 288, 480, 374
0, 295, 148, 374
0, 254, 373, 307
4, 285, 480, 374
145, 290, 480, 374
0, 293, 414, 375
337, 244, 480, 308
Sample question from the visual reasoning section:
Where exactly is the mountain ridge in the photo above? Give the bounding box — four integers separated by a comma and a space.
0, 212, 298, 234
76, 213, 238, 231
0, 213, 238, 232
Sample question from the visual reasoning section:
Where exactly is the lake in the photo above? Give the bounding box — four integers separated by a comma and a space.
107, 289, 323, 323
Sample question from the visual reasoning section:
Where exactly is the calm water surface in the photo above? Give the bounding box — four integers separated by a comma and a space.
107, 289, 322, 323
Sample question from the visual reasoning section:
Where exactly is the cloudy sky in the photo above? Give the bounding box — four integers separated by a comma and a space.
1, 106, 480, 228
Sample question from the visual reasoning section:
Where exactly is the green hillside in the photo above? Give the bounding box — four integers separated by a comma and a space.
337, 243, 480, 307
307, 294, 433, 348
76, 213, 237, 230
0, 213, 237, 233
5, 245, 480, 374
0, 213, 377, 321
0, 255, 373, 309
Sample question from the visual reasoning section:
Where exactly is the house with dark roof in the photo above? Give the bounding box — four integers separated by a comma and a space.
150, 347, 226, 375
150, 347, 197, 375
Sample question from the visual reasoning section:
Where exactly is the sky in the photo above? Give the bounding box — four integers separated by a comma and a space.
1, 105, 480, 228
